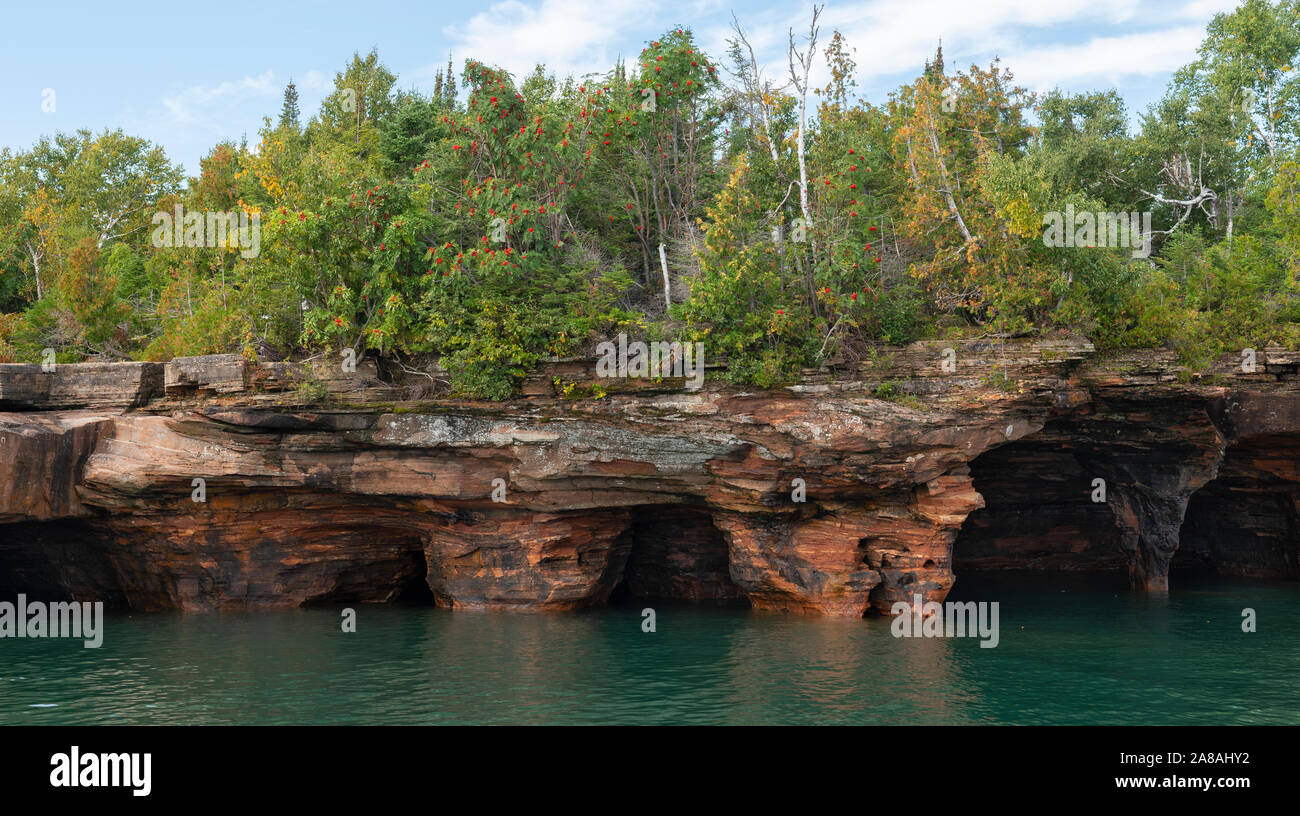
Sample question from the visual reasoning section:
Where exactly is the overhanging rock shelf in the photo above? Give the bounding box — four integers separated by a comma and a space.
1, 339, 1297, 615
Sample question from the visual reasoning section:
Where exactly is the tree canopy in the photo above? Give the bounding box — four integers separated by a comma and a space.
3, 1, 1299, 394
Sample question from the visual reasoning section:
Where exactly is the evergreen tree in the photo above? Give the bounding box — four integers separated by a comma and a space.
380, 94, 441, 176
923, 41, 944, 78
280, 79, 300, 128
443, 54, 456, 104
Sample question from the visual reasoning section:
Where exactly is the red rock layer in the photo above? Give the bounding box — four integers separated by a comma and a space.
1, 343, 1298, 616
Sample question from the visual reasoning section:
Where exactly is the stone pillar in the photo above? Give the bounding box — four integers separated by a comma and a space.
866, 471, 984, 614
715, 469, 985, 617
714, 510, 880, 617
1108, 489, 1190, 592
1097, 459, 1223, 592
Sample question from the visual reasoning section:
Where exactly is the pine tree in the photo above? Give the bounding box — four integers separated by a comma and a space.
443, 54, 456, 104
434, 69, 444, 103
280, 79, 301, 128
923, 40, 944, 78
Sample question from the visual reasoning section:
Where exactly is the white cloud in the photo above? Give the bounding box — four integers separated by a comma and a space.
722, 0, 1239, 99
440, 0, 663, 82
296, 70, 332, 94
811, 0, 1143, 83
120, 67, 330, 175
161, 71, 278, 125
1006, 26, 1210, 90
421, 0, 1237, 102
1174, 0, 1242, 20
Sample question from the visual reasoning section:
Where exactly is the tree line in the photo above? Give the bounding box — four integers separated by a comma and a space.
1, 0, 1298, 397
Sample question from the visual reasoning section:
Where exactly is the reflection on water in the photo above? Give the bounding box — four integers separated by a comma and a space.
0, 574, 1296, 725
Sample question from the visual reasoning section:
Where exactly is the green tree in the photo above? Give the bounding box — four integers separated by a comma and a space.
311, 49, 398, 153
280, 79, 301, 129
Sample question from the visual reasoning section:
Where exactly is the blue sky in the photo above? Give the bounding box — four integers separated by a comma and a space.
1, 0, 1245, 176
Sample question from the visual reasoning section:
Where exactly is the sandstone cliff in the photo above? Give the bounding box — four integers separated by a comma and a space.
1, 339, 1296, 615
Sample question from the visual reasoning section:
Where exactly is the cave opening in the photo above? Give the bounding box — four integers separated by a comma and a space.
297, 528, 436, 607
1174, 434, 1300, 580
608, 505, 749, 608
392, 552, 438, 605
0, 520, 128, 606
951, 431, 1128, 590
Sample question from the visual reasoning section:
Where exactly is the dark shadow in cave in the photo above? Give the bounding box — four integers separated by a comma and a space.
0, 520, 128, 606
1174, 434, 1300, 580
392, 552, 438, 605
299, 531, 436, 606
608, 505, 750, 608
953, 431, 1128, 584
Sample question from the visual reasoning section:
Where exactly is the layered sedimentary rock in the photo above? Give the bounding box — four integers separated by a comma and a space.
958, 352, 1300, 588
958, 384, 1225, 590
0, 339, 1298, 616
1175, 393, 1300, 579
0, 362, 162, 409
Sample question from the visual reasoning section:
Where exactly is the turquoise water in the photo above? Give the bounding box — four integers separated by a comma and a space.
1, 574, 1296, 725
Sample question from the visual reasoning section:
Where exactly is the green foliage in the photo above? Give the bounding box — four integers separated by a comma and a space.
380, 93, 444, 177
872, 377, 924, 408
677, 157, 816, 386
3, 8, 1300, 394
1101, 230, 1300, 367
295, 376, 329, 404
280, 80, 301, 129
1268, 160, 1300, 268
870, 278, 927, 344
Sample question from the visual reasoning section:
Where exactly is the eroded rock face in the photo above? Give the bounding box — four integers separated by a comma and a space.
955, 358, 1300, 590
1174, 392, 1300, 580
959, 385, 1226, 592
423, 508, 636, 610
0, 412, 112, 522
716, 509, 882, 616
0, 341, 1297, 616
0, 362, 162, 410
1178, 435, 1300, 579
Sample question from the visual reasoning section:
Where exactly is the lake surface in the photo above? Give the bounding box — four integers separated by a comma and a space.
2, 573, 1296, 725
